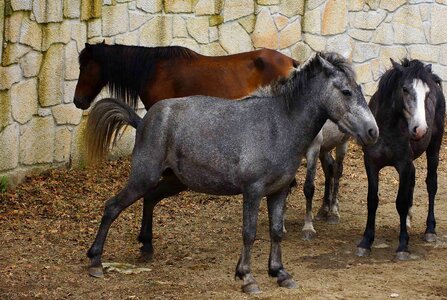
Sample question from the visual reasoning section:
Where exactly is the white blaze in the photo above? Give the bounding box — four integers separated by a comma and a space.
412, 79, 429, 129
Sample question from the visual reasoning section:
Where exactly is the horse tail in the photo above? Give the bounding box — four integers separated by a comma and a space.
85, 98, 142, 164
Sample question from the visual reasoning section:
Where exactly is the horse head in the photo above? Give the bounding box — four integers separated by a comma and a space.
73, 43, 107, 110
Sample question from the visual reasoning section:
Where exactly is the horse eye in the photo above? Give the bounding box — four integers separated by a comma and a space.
342, 89, 352, 96
402, 87, 409, 94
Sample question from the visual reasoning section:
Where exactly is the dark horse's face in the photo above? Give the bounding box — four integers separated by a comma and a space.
73, 44, 106, 110
317, 55, 379, 146
391, 59, 431, 140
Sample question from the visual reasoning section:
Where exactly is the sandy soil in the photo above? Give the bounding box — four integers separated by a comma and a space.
1, 140, 447, 299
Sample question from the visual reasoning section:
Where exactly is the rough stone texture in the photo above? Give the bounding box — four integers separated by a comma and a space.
380, 0, 405, 11
102, 4, 128, 36
349, 10, 386, 29
326, 35, 353, 58
88, 18, 102, 38
173, 16, 188, 38
348, 29, 372, 42
354, 62, 373, 84
54, 127, 72, 162
380, 46, 408, 66
303, 8, 321, 34
219, 22, 253, 53
392, 6, 426, 44
11, 0, 32, 11
140, 16, 173, 46
0, 124, 19, 171
258, 0, 280, 5
187, 17, 210, 44
279, 18, 301, 49
115, 31, 140, 45
39, 44, 64, 107
19, 19, 42, 50
209, 26, 218, 42
5, 12, 24, 43
19, 116, 55, 165
11, 79, 38, 124
195, 0, 217, 15
348, 0, 363, 11
71, 22, 87, 52
33, 0, 63, 23
164, 0, 194, 13
64, 0, 81, 18
2, 43, 30, 65
0, 91, 11, 129
80, 0, 101, 20
129, 11, 152, 31
239, 15, 256, 33
322, 0, 347, 35
352, 43, 380, 63
307, 0, 326, 10
408, 45, 440, 63
372, 22, 394, 45
430, 5, 447, 44
52, 104, 83, 125
0, 65, 22, 90
224, 0, 254, 22
280, 0, 304, 17
201, 42, 227, 55
136, 0, 163, 13
370, 58, 384, 81
42, 21, 71, 51
64, 41, 79, 81
252, 9, 278, 49
63, 81, 77, 104
304, 33, 327, 51
440, 45, 447, 65
172, 38, 201, 52
274, 15, 289, 31
291, 42, 313, 62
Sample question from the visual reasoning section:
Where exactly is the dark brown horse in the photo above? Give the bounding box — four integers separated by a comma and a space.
73, 42, 298, 111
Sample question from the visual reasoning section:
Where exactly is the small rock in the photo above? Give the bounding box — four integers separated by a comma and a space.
390, 293, 399, 298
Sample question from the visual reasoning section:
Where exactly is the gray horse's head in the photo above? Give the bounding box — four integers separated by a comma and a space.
316, 53, 378, 146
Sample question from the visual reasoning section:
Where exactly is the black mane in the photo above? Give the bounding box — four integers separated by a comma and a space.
273, 52, 355, 110
79, 43, 199, 110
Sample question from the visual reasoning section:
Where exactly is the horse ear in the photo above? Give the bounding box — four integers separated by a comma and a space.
390, 58, 403, 72
102, 39, 106, 44
425, 64, 432, 73
317, 53, 336, 76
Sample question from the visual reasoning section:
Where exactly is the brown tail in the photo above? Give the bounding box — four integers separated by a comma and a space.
85, 98, 142, 164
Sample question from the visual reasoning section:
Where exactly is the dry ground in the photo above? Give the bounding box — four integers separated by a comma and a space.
1, 140, 447, 299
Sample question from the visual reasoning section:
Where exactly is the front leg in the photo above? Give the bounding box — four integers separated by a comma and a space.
328, 141, 348, 224
357, 157, 380, 257
394, 162, 415, 260
302, 144, 320, 240
267, 188, 297, 289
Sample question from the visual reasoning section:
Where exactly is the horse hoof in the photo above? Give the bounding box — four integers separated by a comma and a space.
315, 208, 328, 221
139, 250, 154, 262
356, 247, 371, 257
88, 265, 104, 278
242, 282, 261, 294
327, 214, 340, 225
302, 230, 317, 241
395, 251, 410, 261
279, 278, 297, 289
424, 233, 437, 243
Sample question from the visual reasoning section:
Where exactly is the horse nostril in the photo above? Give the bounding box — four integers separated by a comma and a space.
368, 128, 378, 140
412, 126, 418, 134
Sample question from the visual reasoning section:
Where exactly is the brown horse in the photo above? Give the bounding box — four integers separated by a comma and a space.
74, 42, 298, 111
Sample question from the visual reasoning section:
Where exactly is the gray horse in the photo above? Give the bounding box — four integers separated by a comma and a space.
86, 52, 378, 293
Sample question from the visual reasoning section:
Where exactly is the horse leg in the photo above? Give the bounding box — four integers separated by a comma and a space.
394, 162, 415, 260
138, 172, 187, 261
424, 139, 441, 242
267, 188, 297, 289
235, 189, 263, 294
357, 158, 380, 257
315, 151, 334, 221
327, 142, 348, 225
302, 144, 320, 240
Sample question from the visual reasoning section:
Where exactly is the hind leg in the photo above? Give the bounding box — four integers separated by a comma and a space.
138, 171, 187, 260
302, 145, 320, 240
316, 152, 334, 221
327, 142, 348, 224
87, 166, 162, 277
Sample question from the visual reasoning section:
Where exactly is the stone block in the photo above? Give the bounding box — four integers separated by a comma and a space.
372, 22, 393, 45
348, 29, 372, 42
11, 78, 38, 124
432, 65, 447, 83
20, 116, 55, 165
0, 124, 19, 171
380, 0, 405, 12
65, 41, 79, 81
115, 31, 140, 45
171, 38, 201, 53
362, 81, 378, 97
164, 0, 194, 13
353, 62, 372, 84
274, 15, 289, 31
173, 16, 188, 38
130, 11, 152, 31
303, 8, 321, 34
136, 0, 162, 13
352, 42, 380, 63
64, 81, 77, 104
33, 0, 63, 23
0, 91, 11, 129
326, 35, 353, 59
348, 0, 363, 11
140, 16, 173, 46
430, 5, 447, 44
209, 26, 218, 42
5, 12, 24, 43
279, 18, 301, 49
2, 43, 30, 66
291, 42, 313, 63
252, 8, 278, 49
392, 6, 426, 44
42, 21, 72, 50
88, 19, 102, 38
200, 42, 227, 56
39, 44, 64, 107
20, 19, 42, 50
55, 126, 72, 162
0, 65, 22, 90
187, 17, 210, 44
258, 0, 280, 4
349, 10, 386, 30
195, 0, 217, 15
219, 22, 253, 53
303, 33, 326, 52
81, 0, 101, 20
71, 22, 88, 53
239, 15, 256, 33
102, 3, 129, 36
64, 0, 80, 18
11, 0, 32, 11
408, 45, 440, 63
440, 45, 447, 65
52, 104, 83, 125
223, 0, 254, 22
322, 0, 347, 35
280, 0, 304, 17
379, 46, 408, 67
307, 0, 326, 10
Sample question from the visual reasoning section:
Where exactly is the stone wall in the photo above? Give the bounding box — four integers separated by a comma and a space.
1, 0, 447, 186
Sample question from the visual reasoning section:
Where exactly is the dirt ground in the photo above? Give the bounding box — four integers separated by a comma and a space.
1, 138, 447, 300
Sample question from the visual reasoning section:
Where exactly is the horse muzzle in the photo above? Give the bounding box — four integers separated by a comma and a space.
409, 125, 428, 141
73, 97, 92, 110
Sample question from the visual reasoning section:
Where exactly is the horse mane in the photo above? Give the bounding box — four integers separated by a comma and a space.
269, 52, 355, 111
78, 43, 199, 110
